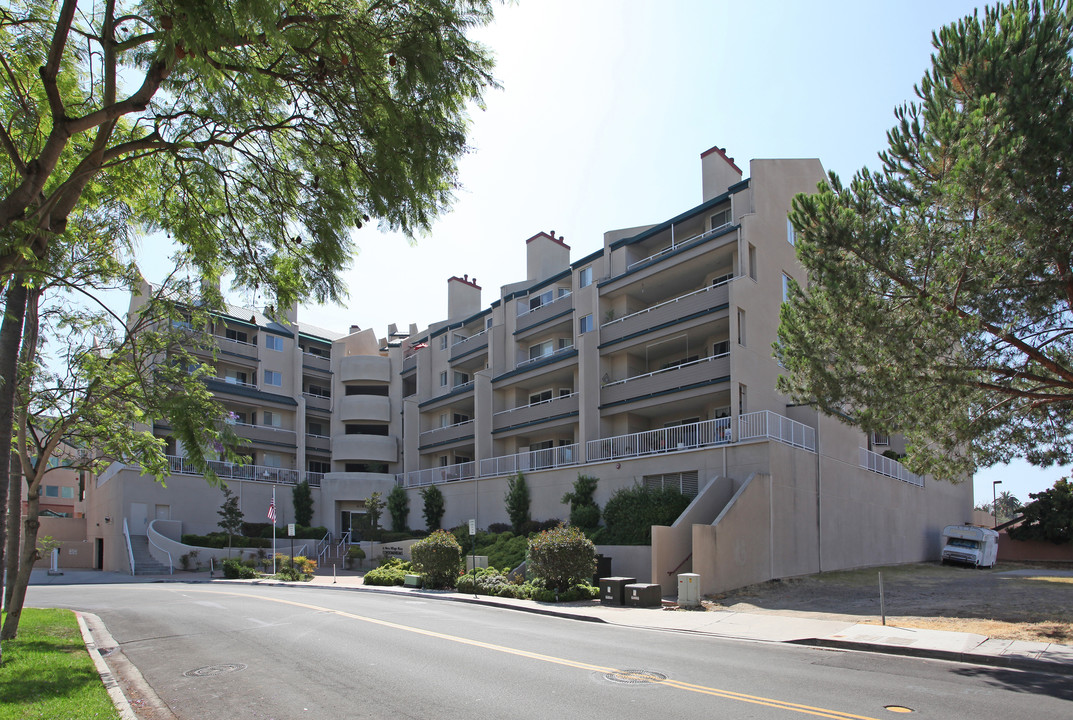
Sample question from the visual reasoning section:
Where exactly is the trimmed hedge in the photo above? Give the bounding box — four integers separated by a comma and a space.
599, 486, 692, 544
363, 558, 413, 586
411, 530, 463, 588
527, 524, 596, 592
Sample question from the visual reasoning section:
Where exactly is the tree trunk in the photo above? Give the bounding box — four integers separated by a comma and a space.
0, 284, 40, 641
1, 472, 40, 640
3, 454, 20, 611
0, 277, 27, 615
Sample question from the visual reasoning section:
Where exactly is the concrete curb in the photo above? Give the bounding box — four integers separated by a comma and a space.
789, 637, 1073, 676
75, 612, 137, 720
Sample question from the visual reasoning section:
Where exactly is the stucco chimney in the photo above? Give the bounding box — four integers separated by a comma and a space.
447, 275, 481, 320
700, 145, 743, 201
525, 230, 570, 283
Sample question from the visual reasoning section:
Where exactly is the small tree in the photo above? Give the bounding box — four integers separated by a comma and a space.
411, 529, 463, 588
387, 484, 410, 532
1008, 478, 1073, 544
420, 485, 445, 531
217, 487, 245, 557
528, 524, 597, 592
505, 472, 531, 533
293, 481, 314, 527
366, 492, 385, 538
561, 474, 600, 530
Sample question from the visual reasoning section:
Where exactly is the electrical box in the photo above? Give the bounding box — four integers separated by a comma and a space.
678, 573, 700, 608
625, 583, 662, 607
600, 576, 637, 606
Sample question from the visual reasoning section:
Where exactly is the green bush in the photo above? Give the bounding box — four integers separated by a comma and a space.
505, 472, 531, 532
532, 583, 599, 603
601, 485, 692, 544
347, 546, 366, 560
455, 566, 514, 595
527, 524, 596, 592
420, 485, 445, 530
274, 554, 316, 581
363, 558, 413, 586
387, 484, 410, 532
221, 558, 258, 579
561, 474, 600, 529
411, 529, 463, 588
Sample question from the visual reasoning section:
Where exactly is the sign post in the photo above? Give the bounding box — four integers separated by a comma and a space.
469, 518, 477, 598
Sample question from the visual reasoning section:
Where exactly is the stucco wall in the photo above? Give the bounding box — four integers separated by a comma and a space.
694, 473, 774, 595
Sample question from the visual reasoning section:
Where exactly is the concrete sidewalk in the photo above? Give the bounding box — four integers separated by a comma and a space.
30, 567, 1073, 676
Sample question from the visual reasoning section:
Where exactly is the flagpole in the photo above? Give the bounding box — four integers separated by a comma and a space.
271, 486, 277, 574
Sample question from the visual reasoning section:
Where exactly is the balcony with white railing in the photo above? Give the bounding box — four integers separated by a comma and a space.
450, 328, 489, 360
517, 291, 573, 332
303, 391, 332, 413
587, 418, 731, 462
396, 461, 476, 488
514, 344, 575, 373
305, 433, 330, 453
165, 455, 308, 485
737, 411, 816, 451
625, 221, 735, 273
492, 392, 579, 432
479, 444, 579, 477
212, 334, 259, 361
230, 422, 298, 445
301, 351, 331, 373
859, 448, 924, 487
600, 354, 730, 407
601, 277, 733, 344
419, 418, 475, 447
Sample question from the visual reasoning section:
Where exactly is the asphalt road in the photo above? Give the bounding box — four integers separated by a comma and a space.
28, 583, 1073, 719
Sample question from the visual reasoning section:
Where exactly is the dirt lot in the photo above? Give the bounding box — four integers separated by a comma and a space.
703, 562, 1073, 644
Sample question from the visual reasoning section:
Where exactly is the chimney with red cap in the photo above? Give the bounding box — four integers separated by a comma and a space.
447, 273, 481, 320
700, 145, 743, 202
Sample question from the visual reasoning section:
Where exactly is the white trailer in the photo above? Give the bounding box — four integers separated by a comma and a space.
940, 525, 999, 568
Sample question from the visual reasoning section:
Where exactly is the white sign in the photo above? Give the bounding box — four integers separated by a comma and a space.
468, 519, 476, 535
288, 523, 296, 537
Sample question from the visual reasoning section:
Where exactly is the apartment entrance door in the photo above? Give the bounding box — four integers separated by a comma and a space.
340, 509, 369, 540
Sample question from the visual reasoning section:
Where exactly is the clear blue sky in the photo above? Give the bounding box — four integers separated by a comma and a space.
229, 1, 1071, 506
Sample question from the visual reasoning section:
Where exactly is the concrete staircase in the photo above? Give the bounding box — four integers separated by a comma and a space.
128, 535, 173, 575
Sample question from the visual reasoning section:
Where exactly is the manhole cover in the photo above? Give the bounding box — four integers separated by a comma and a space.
604, 669, 667, 685
184, 663, 247, 677
885, 706, 914, 714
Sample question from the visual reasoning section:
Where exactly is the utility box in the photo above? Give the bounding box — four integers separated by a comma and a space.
403, 574, 422, 588
678, 573, 700, 608
625, 583, 662, 608
600, 576, 637, 606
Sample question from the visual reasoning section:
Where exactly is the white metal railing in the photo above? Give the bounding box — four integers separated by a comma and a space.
229, 421, 298, 438
452, 327, 488, 345
316, 532, 332, 564
123, 518, 135, 576
602, 276, 733, 328
305, 472, 324, 487
147, 520, 174, 575
395, 462, 477, 488
603, 353, 728, 388
493, 392, 578, 417
517, 290, 572, 319
450, 380, 474, 393
302, 391, 331, 400
420, 418, 475, 438
303, 351, 330, 361
586, 418, 731, 462
336, 531, 351, 557
214, 376, 258, 389
166, 455, 303, 485
479, 444, 579, 477
214, 333, 256, 347
626, 222, 734, 271
516, 344, 574, 370
737, 410, 816, 451
859, 447, 924, 487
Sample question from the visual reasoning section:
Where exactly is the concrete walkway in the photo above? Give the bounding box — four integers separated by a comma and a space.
29, 567, 1073, 676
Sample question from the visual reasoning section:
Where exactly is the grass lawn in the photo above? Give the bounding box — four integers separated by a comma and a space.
0, 608, 120, 720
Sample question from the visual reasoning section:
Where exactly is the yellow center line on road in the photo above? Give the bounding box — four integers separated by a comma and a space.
193, 588, 884, 720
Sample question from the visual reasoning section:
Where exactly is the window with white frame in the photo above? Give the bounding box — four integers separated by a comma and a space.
578, 266, 593, 287
578, 314, 593, 334
266, 334, 284, 351
263, 410, 282, 427
787, 218, 796, 245
439, 335, 448, 350
711, 207, 732, 230
264, 369, 282, 387
439, 370, 448, 387
737, 309, 746, 346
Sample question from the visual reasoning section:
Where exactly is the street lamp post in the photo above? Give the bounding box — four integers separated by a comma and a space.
993, 480, 1002, 528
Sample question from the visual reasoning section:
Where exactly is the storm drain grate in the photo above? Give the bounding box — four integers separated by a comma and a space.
184, 663, 247, 678
604, 669, 667, 685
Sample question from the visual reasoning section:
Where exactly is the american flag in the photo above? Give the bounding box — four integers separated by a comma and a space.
267, 499, 276, 522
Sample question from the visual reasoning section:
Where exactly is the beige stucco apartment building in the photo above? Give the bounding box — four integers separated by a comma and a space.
84, 145, 972, 594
